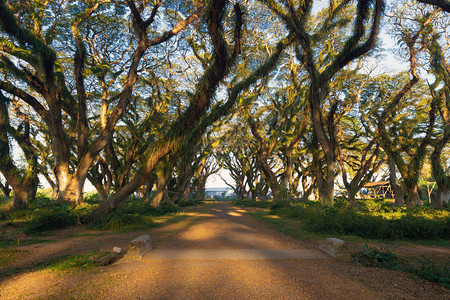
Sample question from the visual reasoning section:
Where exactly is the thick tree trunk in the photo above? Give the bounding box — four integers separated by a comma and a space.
433, 187, 450, 208
9, 176, 38, 210
347, 187, 358, 205
143, 178, 155, 203
180, 184, 191, 203
282, 148, 294, 190
389, 158, 405, 206
393, 185, 405, 207
151, 167, 171, 208
195, 177, 207, 200
271, 187, 282, 203
251, 187, 257, 201
56, 173, 84, 205
406, 184, 421, 206
430, 124, 450, 208
319, 169, 334, 205
92, 181, 108, 202
12, 188, 29, 210
301, 175, 314, 202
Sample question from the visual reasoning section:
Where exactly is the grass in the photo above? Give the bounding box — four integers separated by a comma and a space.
0, 195, 205, 283
0, 250, 108, 279
247, 210, 317, 241
235, 198, 450, 289
0, 231, 54, 248
237, 198, 450, 242
1, 192, 204, 234
46, 250, 107, 272
0, 248, 29, 267
353, 244, 450, 288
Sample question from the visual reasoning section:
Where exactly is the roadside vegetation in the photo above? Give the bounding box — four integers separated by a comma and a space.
0, 192, 202, 234
0, 191, 203, 274
234, 197, 449, 288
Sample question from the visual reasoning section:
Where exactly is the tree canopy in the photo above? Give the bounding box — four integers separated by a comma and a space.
0, 0, 449, 217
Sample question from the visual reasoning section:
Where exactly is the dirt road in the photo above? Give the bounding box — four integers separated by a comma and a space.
0, 202, 448, 299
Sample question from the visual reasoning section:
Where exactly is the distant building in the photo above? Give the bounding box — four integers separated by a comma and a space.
362, 181, 394, 199
205, 187, 235, 198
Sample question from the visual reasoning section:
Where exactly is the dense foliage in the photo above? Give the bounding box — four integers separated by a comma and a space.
0, 0, 448, 223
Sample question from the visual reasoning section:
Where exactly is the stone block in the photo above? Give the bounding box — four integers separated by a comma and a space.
126, 235, 151, 258
319, 238, 352, 260
97, 252, 121, 266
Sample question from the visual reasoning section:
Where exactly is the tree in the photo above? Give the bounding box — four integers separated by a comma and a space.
262, 0, 384, 204
362, 72, 436, 206
337, 116, 386, 203
90, 0, 244, 220
426, 26, 450, 207
215, 125, 260, 200
0, 91, 38, 209
0, 0, 204, 205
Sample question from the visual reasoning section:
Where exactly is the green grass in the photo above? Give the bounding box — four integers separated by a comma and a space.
90, 214, 158, 232
0, 248, 29, 267
1, 193, 204, 234
0, 250, 107, 279
90, 197, 204, 232
47, 250, 107, 272
247, 210, 317, 241
237, 199, 450, 288
0, 231, 54, 247
237, 199, 450, 242
353, 244, 450, 288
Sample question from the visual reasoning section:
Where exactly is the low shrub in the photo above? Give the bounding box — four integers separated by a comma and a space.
26, 208, 77, 233
408, 258, 450, 288
233, 199, 271, 208
269, 201, 292, 210
177, 199, 202, 207
91, 212, 154, 231
0, 209, 38, 222
29, 193, 56, 208
83, 193, 101, 204
353, 244, 450, 288
271, 203, 449, 240
353, 244, 400, 268
89, 196, 183, 231
48, 250, 106, 272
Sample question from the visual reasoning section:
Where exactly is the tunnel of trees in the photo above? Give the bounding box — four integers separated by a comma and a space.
0, 0, 449, 221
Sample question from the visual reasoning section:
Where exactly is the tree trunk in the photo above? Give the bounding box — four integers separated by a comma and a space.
282, 148, 294, 190
180, 184, 191, 203
433, 187, 450, 208
143, 178, 155, 203
12, 188, 29, 210
271, 187, 281, 203
196, 176, 207, 201
406, 184, 421, 206
347, 187, 358, 205
319, 172, 334, 205
301, 175, 316, 202
389, 158, 404, 206
0, 182, 11, 200
151, 167, 171, 208
92, 181, 108, 202
56, 174, 84, 205
251, 187, 257, 201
